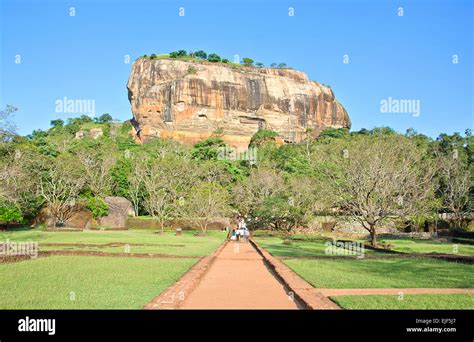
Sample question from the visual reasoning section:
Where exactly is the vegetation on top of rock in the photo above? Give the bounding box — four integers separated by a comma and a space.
139, 50, 288, 69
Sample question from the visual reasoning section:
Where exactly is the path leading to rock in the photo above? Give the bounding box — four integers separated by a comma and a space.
180, 241, 300, 309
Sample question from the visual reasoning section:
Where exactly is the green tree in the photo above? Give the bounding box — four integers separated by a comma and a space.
195, 50, 207, 59
242, 57, 254, 66
50, 119, 64, 128
95, 113, 113, 123
191, 137, 226, 161
207, 54, 221, 62
249, 129, 278, 147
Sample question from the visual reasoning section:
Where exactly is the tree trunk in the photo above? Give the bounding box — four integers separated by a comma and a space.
370, 226, 377, 247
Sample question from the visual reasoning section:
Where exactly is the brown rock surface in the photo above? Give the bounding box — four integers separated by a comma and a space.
97, 196, 135, 228
127, 58, 350, 151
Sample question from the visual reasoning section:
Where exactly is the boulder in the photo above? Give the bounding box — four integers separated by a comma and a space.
97, 196, 135, 228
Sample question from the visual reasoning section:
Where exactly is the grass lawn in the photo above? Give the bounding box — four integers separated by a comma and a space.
254, 236, 386, 258
0, 228, 226, 257
284, 258, 474, 289
0, 256, 197, 309
331, 294, 474, 310
376, 237, 474, 256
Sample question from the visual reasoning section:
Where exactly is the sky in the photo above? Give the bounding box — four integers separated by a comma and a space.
1, 0, 473, 137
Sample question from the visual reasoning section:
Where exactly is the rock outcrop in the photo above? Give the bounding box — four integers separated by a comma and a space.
97, 196, 135, 228
127, 58, 350, 151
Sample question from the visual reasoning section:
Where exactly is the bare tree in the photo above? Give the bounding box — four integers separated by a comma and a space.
0, 105, 17, 141
232, 168, 285, 217
437, 153, 471, 227
315, 136, 437, 246
134, 156, 196, 232
35, 156, 85, 227
183, 182, 231, 234
74, 145, 116, 197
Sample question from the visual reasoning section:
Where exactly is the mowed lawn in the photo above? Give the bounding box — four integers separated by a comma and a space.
0, 256, 197, 309
284, 258, 474, 289
0, 228, 226, 309
0, 228, 226, 256
376, 237, 474, 256
331, 294, 474, 310
255, 236, 385, 258
254, 234, 474, 309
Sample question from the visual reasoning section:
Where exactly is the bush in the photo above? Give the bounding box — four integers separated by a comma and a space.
0, 203, 23, 224
83, 196, 108, 219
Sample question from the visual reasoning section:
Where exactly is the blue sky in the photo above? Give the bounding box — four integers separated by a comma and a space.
1, 0, 472, 137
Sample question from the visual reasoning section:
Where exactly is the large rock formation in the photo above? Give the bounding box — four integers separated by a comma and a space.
127, 58, 350, 151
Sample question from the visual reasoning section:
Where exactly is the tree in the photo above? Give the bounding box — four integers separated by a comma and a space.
207, 53, 221, 62
71, 140, 117, 197
50, 119, 64, 128
35, 155, 85, 227
0, 105, 17, 141
191, 137, 226, 161
195, 50, 207, 59
183, 182, 230, 234
94, 113, 113, 123
169, 51, 178, 58
177, 50, 187, 57
278, 63, 287, 68
249, 129, 278, 147
242, 57, 254, 66
436, 153, 471, 228
232, 168, 285, 219
134, 156, 195, 233
315, 136, 437, 246
222, 59, 230, 63
255, 62, 264, 68
270, 63, 277, 68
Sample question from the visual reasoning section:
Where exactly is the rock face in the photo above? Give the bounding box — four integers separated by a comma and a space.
127, 58, 350, 151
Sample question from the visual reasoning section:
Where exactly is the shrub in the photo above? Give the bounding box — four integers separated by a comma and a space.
83, 196, 109, 219
0, 203, 23, 224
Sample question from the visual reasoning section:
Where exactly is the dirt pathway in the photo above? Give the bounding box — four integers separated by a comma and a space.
180, 241, 300, 309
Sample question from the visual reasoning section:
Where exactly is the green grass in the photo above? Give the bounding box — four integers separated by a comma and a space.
0, 228, 226, 257
331, 294, 474, 310
254, 236, 385, 258
284, 258, 474, 289
0, 256, 197, 309
376, 237, 474, 256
